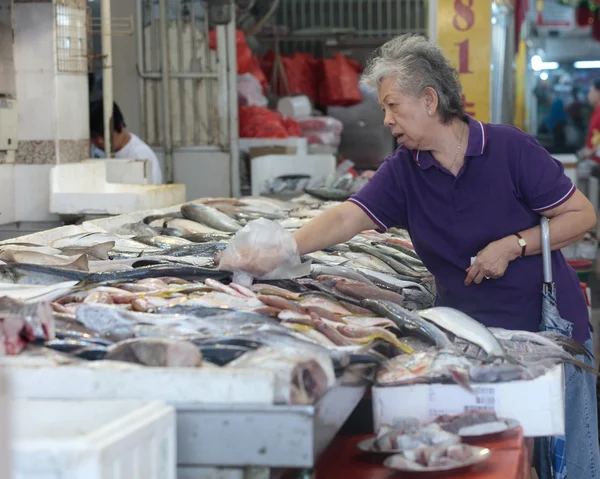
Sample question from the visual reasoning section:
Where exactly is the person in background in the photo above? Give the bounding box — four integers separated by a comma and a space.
89, 100, 163, 184
566, 86, 587, 135
541, 92, 568, 152
580, 80, 600, 163
220, 34, 599, 479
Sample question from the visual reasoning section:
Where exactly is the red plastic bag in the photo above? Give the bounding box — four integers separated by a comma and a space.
319, 54, 362, 107
209, 29, 252, 75
239, 106, 300, 139
261, 51, 319, 101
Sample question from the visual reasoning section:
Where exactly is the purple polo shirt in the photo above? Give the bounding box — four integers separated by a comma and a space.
350, 116, 590, 343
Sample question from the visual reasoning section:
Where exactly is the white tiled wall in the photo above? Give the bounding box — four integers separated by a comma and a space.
13, 3, 57, 142
56, 74, 89, 140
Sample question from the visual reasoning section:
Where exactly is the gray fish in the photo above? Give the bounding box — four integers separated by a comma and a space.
183, 233, 232, 243
54, 329, 112, 346
490, 329, 593, 360
419, 307, 509, 361
361, 299, 455, 350
143, 212, 183, 225
73, 346, 108, 360
0, 263, 88, 285
373, 243, 425, 269
304, 187, 351, 202
44, 339, 101, 353
116, 222, 159, 237
105, 338, 203, 367
296, 278, 364, 306
132, 235, 192, 249
155, 227, 184, 237
76, 265, 230, 288
181, 203, 242, 232
310, 264, 377, 286
147, 242, 226, 258
349, 244, 428, 278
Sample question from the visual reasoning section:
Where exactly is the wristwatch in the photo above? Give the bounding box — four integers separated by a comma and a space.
515, 233, 527, 257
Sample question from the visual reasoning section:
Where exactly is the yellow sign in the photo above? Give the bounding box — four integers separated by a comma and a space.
436, 0, 491, 123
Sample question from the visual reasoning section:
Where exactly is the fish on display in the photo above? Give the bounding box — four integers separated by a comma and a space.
59, 241, 116, 260
132, 235, 193, 249
181, 203, 242, 233
418, 307, 510, 362
105, 337, 203, 367
115, 222, 159, 237
183, 233, 232, 243
0, 264, 89, 286
165, 218, 224, 235
362, 300, 455, 351
304, 187, 352, 202
0, 250, 90, 271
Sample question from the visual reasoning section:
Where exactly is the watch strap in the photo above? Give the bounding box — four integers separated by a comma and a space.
515, 233, 526, 257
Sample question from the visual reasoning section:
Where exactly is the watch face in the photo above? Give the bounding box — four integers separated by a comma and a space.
518, 238, 527, 247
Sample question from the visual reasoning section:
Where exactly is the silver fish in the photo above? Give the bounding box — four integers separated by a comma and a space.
418, 307, 509, 361
181, 203, 241, 232
362, 300, 455, 350
310, 264, 377, 286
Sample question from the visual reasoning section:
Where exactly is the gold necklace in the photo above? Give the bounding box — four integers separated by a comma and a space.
448, 123, 466, 173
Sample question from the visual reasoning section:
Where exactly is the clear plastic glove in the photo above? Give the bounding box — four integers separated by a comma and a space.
217, 218, 311, 286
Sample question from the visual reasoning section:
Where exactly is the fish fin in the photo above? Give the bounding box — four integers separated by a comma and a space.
450, 367, 473, 393
65, 254, 90, 272
0, 250, 16, 262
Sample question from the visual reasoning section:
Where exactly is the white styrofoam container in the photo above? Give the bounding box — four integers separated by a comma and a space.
239, 138, 308, 156
50, 161, 186, 215
250, 154, 336, 196
373, 365, 564, 437
11, 399, 176, 479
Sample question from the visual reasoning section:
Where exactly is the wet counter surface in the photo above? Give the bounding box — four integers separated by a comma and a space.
314, 427, 533, 479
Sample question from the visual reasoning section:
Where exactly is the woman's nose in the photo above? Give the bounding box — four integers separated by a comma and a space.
383, 111, 394, 127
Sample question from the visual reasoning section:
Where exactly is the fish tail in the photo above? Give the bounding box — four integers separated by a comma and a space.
450, 367, 473, 393
564, 358, 600, 376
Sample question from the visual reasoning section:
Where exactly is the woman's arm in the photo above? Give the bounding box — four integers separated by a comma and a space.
466, 190, 596, 285
294, 201, 377, 255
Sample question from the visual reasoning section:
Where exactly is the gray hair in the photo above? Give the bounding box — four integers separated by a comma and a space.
362, 34, 465, 124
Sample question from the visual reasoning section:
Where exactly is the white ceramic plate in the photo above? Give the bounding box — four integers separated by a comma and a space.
383, 446, 492, 473
458, 418, 521, 441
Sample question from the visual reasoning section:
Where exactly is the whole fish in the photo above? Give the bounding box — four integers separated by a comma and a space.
76, 265, 230, 288
343, 252, 397, 274
51, 233, 157, 253
370, 239, 420, 260
155, 227, 185, 237
0, 264, 88, 285
349, 244, 427, 278
333, 279, 405, 305
373, 243, 425, 269
181, 203, 242, 233
296, 278, 365, 307
132, 235, 192, 249
183, 233, 232, 243
255, 279, 309, 294
59, 241, 116, 260
115, 222, 159, 237
490, 328, 592, 359
299, 292, 353, 316
44, 339, 101, 353
105, 337, 203, 367
149, 242, 226, 258
376, 350, 473, 388
361, 299, 455, 350
0, 243, 63, 256
310, 264, 376, 286
304, 187, 352, 202
0, 250, 89, 271
356, 267, 432, 287
251, 284, 300, 300
166, 219, 224, 235
335, 324, 412, 354
143, 211, 183, 225
419, 307, 509, 361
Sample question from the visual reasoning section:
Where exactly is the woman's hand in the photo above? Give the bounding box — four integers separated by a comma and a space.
465, 236, 522, 286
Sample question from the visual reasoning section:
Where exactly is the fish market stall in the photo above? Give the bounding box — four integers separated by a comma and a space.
0, 190, 583, 476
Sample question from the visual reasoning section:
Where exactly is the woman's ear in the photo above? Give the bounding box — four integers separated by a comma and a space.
423, 87, 439, 115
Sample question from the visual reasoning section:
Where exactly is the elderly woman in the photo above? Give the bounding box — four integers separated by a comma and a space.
226, 35, 599, 477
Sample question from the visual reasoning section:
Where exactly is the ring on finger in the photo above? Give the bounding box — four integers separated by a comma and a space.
485, 275, 491, 280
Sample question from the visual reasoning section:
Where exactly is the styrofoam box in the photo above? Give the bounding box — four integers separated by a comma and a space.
10, 399, 176, 479
373, 365, 564, 437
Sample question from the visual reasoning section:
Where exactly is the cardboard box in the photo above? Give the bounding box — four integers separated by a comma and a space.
249, 146, 297, 159
372, 365, 564, 437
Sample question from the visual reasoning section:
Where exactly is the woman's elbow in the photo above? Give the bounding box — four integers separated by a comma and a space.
583, 202, 598, 232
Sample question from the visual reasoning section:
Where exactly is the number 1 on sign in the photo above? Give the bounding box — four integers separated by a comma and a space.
456, 39, 473, 74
